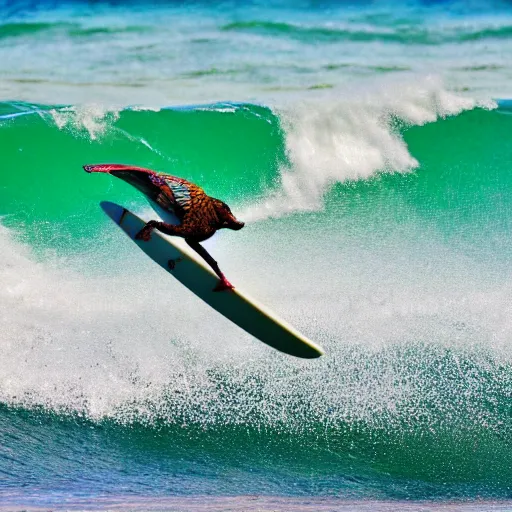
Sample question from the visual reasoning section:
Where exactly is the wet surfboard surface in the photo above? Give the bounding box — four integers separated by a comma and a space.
101, 201, 324, 359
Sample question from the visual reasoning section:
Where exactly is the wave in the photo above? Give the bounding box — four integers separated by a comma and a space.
1, 337, 512, 499
242, 79, 491, 221
221, 20, 512, 45
0, 80, 493, 230
0, 20, 150, 40
4, 6, 512, 48
1, 84, 512, 498
0, 21, 67, 38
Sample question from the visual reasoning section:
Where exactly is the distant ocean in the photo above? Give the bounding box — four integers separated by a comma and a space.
1, 0, 512, 510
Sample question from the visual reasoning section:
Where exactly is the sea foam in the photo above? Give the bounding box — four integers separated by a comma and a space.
242, 78, 495, 221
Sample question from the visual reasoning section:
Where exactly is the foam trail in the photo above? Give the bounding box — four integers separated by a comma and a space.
242, 79, 494, 221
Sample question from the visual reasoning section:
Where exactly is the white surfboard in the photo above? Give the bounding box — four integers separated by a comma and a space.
101, 201, 324, 359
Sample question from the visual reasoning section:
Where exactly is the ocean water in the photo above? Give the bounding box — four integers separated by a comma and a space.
1, 0, 512, 510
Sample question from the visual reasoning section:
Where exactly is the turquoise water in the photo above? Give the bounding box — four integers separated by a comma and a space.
1, 1, 512, 509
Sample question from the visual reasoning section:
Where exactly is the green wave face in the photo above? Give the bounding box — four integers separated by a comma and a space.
0, 103, 284, 248
2, 100, 512, 501
328, 106, 512, 246
4, 102, 512, 248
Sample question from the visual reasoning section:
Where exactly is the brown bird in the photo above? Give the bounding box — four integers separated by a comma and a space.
84, 164, 244, 291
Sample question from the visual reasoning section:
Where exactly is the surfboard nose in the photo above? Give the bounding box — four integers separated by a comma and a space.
100, 201, 125, 224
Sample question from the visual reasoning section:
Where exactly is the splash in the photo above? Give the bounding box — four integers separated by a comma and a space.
49, 104, 121, 140
241, 79, 495, 221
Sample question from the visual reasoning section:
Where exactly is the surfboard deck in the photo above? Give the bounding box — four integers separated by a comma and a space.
100, 201, 324, 359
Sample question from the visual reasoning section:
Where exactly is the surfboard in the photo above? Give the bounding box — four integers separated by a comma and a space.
100, 201, 324, 359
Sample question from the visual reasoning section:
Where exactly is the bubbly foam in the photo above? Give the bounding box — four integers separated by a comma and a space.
1, 209, 511, 434
49, 104, 121, 140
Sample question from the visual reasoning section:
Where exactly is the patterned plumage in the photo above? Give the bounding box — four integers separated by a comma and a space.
152, 173, 225, 241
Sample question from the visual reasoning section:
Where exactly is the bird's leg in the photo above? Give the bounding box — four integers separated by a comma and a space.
186, 239, 234, 292
135, 220, 190, 241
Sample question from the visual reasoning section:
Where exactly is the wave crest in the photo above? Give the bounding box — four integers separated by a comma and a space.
242, 79, 494, 221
